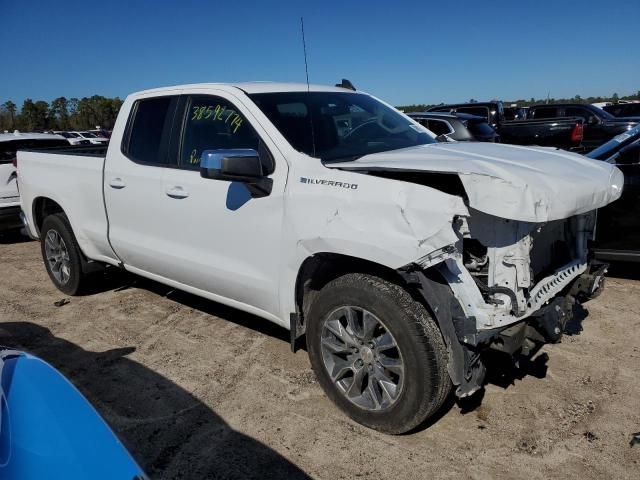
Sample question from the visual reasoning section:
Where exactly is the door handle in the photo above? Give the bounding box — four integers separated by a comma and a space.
165, 186, 189, 199
109, 178, 126, 189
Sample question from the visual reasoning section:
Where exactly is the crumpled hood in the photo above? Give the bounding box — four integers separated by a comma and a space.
329, 142, 623, 222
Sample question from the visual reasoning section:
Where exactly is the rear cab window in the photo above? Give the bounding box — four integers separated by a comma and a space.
123, 95, 179, 165
531, 107, 559, 119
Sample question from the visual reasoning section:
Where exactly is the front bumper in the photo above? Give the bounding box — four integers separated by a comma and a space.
407, 259, 607, 398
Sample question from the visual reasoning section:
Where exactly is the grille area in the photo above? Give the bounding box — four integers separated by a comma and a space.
530, 218, 576, 282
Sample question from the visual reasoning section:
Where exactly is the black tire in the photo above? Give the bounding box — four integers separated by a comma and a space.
40, 213, 96, 295
306, 273, 452, 434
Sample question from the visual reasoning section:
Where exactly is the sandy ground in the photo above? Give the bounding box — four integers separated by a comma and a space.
1, 231, 639, 479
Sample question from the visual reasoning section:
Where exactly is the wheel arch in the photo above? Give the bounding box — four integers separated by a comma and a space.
293, 253, 423, 339
32, 196, 65, 237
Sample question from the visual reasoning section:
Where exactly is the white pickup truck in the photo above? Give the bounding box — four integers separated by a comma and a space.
17, 82, 623, 433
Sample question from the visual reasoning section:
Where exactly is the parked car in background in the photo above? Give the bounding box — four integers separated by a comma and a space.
528, 103, 639, 150
53, 131, 92, 146
88, 128, 112, 139
17, 82, 621, 433
0, 132, 68, 230
72, 131, 109, 145
429, 101, 584, 149
602, 102, 640, 118
503, 106, 528, 121
428, 101, 504, 129
407, 112, 499, 142
499, 117, 584, 149
587, 124, 640, 262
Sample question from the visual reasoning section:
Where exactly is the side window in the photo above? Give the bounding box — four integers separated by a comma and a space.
180, 96, 261, 170
426, 119, 452, 136
531, 107, 558, 119
565, 107, 596, 123
125, 96, 177, 165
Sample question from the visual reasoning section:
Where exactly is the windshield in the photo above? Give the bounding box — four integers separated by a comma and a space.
588, 124, 640, 160
80, 132, 97, 138
466, 120, 496, 137
596, 107, 615, 120
248, 92, 435, 161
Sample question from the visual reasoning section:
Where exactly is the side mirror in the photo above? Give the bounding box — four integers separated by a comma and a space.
200, 149, 273, 198
435, 134, 450, 143
587, 116, 599, 125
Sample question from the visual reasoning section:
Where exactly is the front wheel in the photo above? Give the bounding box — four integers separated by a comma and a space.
40, 213, 97, 295
306, 273, 452, 434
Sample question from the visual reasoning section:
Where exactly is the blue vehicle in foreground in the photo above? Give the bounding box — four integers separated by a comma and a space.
0, 347, 147, 480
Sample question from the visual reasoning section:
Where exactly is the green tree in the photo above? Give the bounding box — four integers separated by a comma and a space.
1, 101, 17, 130
19, 99, 50, 131
50, 97, 69, 130
612, 92, 619, 103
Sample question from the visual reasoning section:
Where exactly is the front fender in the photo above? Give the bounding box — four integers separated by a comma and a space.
278, 160, 469, 318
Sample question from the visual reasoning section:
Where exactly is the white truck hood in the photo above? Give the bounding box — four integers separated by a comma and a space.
329, 142, 623, 222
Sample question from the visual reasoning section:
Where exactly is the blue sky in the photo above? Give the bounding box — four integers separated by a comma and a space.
1, 0, 638, 106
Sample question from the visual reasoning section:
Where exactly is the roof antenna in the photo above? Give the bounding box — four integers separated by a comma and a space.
301, 16, 316, 156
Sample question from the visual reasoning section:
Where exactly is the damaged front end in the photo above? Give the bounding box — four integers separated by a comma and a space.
400, 209, 608, 398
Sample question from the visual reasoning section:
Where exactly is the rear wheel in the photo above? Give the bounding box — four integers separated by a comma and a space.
40, 213, 97, 295
306, 273, 452, 434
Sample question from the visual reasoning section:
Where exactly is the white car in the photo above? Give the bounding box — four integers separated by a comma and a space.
72, 131, 109, 145
53, 131, 92, 146
0, 131, 68, 230
17, 83, 622, 433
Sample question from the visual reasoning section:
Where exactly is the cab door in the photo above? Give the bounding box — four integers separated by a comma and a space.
156, 91, 288, 317
104, 93, 182, 274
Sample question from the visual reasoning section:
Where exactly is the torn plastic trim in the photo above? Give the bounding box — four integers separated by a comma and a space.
438, 255, 589, 331
414, 243, 458, 269
400, 266, 486, 398
401, 259, 604, 398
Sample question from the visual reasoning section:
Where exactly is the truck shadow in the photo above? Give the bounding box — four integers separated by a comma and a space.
0, 321, 310, 480
607, 262, 640, 281
88, 267, 296, 348
456, 302, 590, 415
0, 230, 32, 244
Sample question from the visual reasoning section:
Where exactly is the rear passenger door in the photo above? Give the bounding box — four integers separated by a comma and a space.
104, 93, 181, 275
156, 91, 287, 317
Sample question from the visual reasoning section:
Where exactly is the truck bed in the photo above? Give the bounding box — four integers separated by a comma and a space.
19, 144, 108, 157
17, 146, 117, 265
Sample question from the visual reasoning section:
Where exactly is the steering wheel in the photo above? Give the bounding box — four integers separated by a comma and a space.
343, 112, 405, 143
